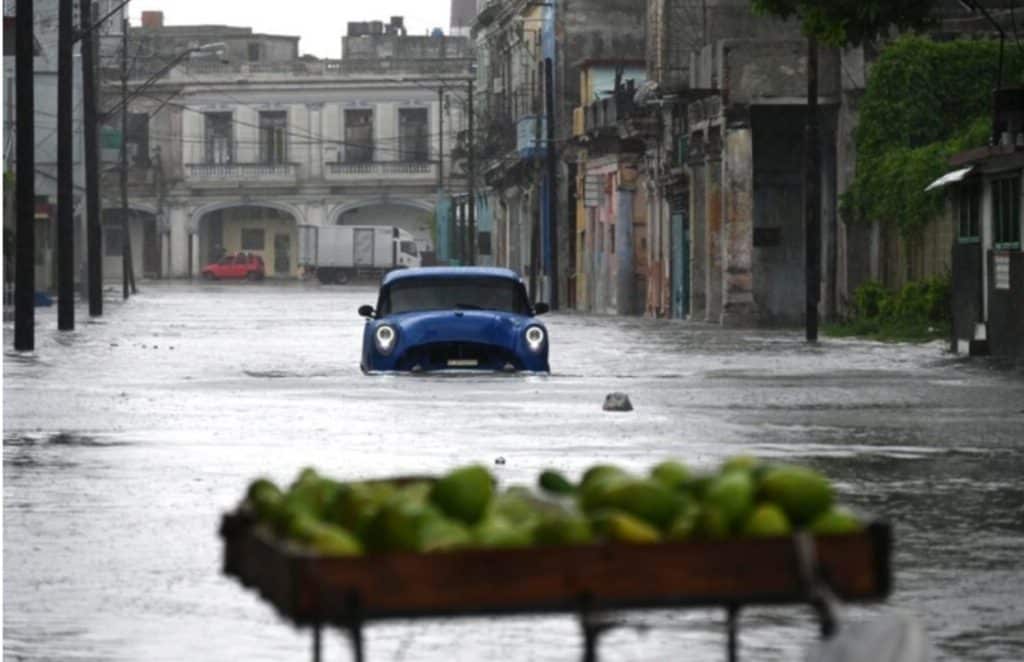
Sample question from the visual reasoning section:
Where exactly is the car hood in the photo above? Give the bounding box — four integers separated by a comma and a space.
385, 309, 538, 348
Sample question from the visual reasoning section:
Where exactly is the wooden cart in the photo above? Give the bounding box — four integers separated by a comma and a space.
220, 511, 891, 662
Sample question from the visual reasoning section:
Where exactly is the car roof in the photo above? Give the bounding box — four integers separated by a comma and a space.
382, 266, 522, 287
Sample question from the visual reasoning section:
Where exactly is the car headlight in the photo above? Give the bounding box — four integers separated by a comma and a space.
374, 324, 397, 355
524, 325, 546, 352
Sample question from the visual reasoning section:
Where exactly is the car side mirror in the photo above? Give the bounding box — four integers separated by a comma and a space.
533, 302, 550, 315
358, 305, 375, 318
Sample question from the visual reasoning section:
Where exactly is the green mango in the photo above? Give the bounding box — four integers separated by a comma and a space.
473, 514, 534, 548
605, 478, 685, 529
365, 499, 439, 553
533, 514, 593, 546
578, 471, 631, 514
686, 472, 715, 499
696, 505, 731, 540
538, 469, 576, 495
308, 522, 363, 557
664, 501, 701, 541
703, 470, 755, 530
417, 515, 473, 552
740, 503, 792, 538
325, 482, 390, 539
246, 478, 283, 523
580, 465, 628, 489
720, 455, 759, 474
758, 465, 834, 525
808, 506, 863, 536
649, 460, 691, 491
602, 510, 661, 544
430, 465, 495, 525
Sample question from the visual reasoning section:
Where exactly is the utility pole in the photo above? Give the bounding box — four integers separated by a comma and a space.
544, 57, 558, 310
467, 77, 476, 265
529, 61, 542, 303
14, 0, 35, 351
81, 0, 102, 317
438, 87, 444, 191
805, 37, 820, 343
120, 16, 136, 298
56, 0, 74, 330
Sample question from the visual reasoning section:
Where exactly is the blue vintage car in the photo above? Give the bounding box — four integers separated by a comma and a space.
359, 267, 550, 373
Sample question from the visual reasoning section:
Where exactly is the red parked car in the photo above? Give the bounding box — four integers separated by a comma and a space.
201, 252, 266, 281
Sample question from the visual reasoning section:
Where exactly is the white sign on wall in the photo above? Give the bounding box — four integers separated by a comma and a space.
994, 253, 1011, 290
584, 174, 602, 208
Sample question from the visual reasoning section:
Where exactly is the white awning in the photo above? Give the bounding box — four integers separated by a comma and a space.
925, 166, 974, 192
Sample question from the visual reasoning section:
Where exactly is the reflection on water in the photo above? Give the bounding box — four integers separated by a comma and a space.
4, 283, 1024, 661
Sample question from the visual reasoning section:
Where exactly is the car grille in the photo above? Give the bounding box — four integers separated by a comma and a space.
396, 342, 522, 371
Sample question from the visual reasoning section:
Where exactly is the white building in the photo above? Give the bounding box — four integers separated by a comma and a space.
108, 13, 473, 280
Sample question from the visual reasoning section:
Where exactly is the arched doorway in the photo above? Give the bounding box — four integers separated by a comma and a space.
332, 201, 436, 265
194, 204, 300, 277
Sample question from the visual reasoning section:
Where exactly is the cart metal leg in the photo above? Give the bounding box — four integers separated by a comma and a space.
726, 605, 740, 662
578, 595, 615, 662
313, 623, 322, 662
346, 591, 366, 662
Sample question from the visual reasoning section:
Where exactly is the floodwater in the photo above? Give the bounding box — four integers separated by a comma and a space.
4, 281, 1023, 661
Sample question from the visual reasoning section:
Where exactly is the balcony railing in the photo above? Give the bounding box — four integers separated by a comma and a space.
325, 161, 437, 180
185, 162, 299, 183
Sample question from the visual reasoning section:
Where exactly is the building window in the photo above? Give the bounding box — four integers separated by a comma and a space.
241, 228, 265, 251
399, 108, 429, 162
126, 112, 150, 167
958, 181, 980, 242
344, 109, 374, 163
259, 111, 287, 164
478, 231, 492, 256
248, 42, 261, 62
104, 225, 122, 257
204, 112, 233, 164
992, 175, 1021, 248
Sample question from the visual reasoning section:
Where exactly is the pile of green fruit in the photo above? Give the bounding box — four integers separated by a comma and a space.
240, 458, 864, 557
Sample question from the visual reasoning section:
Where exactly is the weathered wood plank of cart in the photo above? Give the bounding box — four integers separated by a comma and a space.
220, 511, 891, 660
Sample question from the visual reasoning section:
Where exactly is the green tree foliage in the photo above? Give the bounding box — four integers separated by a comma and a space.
751, 0, 937, 45
827, 275, 951, 341
843, 36, 1023, 236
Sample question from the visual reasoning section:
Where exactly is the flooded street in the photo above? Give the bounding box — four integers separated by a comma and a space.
4, 281, 1024, 661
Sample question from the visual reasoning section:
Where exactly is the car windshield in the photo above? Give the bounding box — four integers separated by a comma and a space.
381, 277, 531, 315
400, 241, 418, 256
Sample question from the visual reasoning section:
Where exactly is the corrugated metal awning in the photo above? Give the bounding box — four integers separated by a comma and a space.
925, 166, 974, 192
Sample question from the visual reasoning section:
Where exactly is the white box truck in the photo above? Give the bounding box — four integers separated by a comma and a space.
298, 225, 421, 284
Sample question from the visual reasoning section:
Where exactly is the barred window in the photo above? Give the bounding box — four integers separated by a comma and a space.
992, 175, 1021, 248
958, 181, 980, 242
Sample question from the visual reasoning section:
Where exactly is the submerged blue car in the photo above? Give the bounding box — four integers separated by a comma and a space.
359, 267, 550, 373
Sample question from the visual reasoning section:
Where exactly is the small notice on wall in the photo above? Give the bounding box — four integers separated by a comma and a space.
994, 253, 1011, 290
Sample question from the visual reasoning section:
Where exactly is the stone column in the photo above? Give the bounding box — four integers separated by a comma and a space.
720, 123, 757, 326
688, 133, 707, 319
191, 232, 201, 278
167, 204, 191, 278
705, 127, 723, 322
616, 163, 637, 316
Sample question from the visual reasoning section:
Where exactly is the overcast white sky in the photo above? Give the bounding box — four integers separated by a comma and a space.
128, 0, 453, 60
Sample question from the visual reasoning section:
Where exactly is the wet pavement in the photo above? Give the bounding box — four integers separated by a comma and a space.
4, 281, 1024, 661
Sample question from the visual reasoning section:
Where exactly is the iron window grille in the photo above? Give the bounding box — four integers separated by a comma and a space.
992, 175, 1021, 249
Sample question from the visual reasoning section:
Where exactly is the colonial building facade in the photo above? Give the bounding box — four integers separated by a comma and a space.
107, 13, 472, 280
